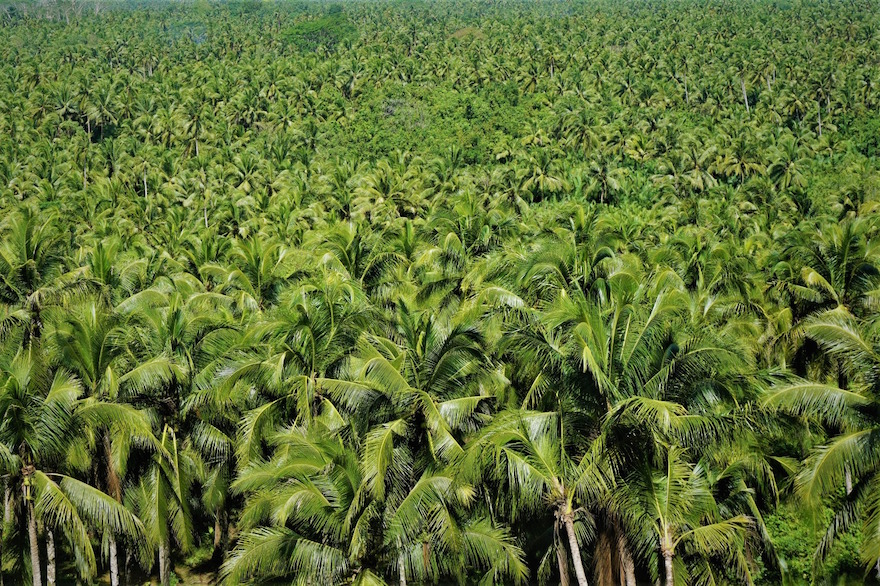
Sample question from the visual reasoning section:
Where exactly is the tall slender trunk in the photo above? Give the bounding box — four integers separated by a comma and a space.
817, 106, 822, 137
104, 434, 122, 586
661, 526, 675, 585
841, 363, 852, 495
214, 516, 222, 551
398, 551, 407, 586
109, 534, 120, 586
556, 525, 571, 586
26, 494, 41, 586
595, 531, 613, 586
617, 533, 636, 586
561, 511, 589, 586
740, 77, 750, 113
159, 540, 170, 586
663, 550, 674, 586
3, 485, 10, 524
46, 530, 56, 586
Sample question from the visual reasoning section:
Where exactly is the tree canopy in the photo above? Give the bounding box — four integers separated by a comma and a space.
1, 0, 880, 584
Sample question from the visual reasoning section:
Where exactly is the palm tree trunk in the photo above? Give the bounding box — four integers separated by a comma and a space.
617, 535, 636, 586
555, 523, 571, 586
398, 553, 406, 586
663, 550, 674, 586
104, 434, 123, 586
561, 511, 589, 586
46, 530, 56, 586
26, 494, 41, 586
159, 540, 170, 586
214, 516, 222, 551
109, 534, 120, 586
3, 484, 10, 523
125, 547, 133, 584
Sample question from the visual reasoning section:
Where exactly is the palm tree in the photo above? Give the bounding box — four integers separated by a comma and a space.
0, 206, 81, 346
48, 298, 180, 586
777, 217, 880, 320
0, 347, 148, 585
765, 307, 880, 572
132, 426, 196, 586
618, 446, 752, 585
224, 415, 527, 585
462, 410, 608, 586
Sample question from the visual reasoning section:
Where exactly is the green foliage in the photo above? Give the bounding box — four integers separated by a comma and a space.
759, 505, 864, 585
284, 7, 357, 52
1, 0, 880, 585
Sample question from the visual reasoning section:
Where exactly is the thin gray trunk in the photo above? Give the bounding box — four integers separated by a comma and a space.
740, 77, 750, 113
556, 524, 571, 586
845, 466, 853, 495
46, 530, 55, 586
398, 552, 406, 586
159, 540, 170, 586
27, 495, 41, 586
562, 512, 589, 586
817, 106, 822, 137
109, 533, 120, 586
663, 550, 674, 586
104, 433, 122, 586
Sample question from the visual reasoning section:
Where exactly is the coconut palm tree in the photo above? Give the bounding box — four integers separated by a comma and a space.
0, 347, 149, 585
616, 446, 752, 585
765, 307, 880, 572
0, 206, 83, 346
462, 410, 608, 586
224, 413, 527, 585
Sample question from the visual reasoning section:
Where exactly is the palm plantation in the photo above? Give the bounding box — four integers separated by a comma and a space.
1, 0, 880, 584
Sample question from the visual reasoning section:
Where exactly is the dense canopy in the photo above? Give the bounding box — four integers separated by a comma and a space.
1, 0, 880, 584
